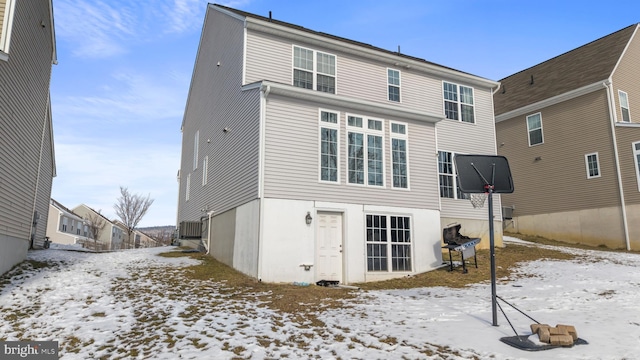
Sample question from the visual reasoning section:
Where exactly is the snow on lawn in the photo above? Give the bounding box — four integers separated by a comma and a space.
1, 238, 639, 359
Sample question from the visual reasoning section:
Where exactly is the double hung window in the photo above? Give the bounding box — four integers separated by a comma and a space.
293, 46, 336, 93
443, 82, 475, 123
0, 0, 16, 60
347, 116, 384, 186
202, 156, 208, 186
390, 122, 408, 188
634, 142, 640, 191
319, 110, 339, 182
619, 91, 631, 122
585, 153, 600, 179
438, 151, 468, 199
366, 214, 412, 272
388, 69, 400, 102
526, 113, 544, 146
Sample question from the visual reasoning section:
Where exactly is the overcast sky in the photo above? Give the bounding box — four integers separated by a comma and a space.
49, 0, 640, 227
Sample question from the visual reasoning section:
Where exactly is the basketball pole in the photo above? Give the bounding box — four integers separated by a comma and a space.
487, 184, 498, 326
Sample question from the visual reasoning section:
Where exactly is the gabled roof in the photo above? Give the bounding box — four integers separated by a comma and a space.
494, 24, 638, 116
50, 198, 83, 219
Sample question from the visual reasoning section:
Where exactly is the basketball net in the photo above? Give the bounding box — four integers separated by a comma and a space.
470, 193, 487, 208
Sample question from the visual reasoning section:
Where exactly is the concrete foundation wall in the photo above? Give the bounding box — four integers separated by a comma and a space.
440, 218, 504, 250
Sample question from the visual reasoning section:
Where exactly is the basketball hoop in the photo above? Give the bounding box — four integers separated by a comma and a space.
470, 193, 487, 208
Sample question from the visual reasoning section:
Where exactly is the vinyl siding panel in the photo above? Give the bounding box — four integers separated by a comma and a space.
611, 25, 640, 125
0, 0, 54, 273
32, 107, 54, 248
496, 90, 620, 216
436, 85, 502, 219
614, 128, 640, 204
262, 94, 440, 210
245, 29, 452, 114
178, 8, 260, 224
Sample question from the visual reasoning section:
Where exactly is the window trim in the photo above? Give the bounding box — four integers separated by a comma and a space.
390, 121, 409, 189
292, 45, 337, 94
619, 90, 631, 122
387, 68, 401, 102
585, 152, 601, 179
633, 141, 640, 192
318, 109, 340, 184
346, 113, 385, 187
0, 0, 16, 61
526, 112, 544, 146
202, 156, 208, 186
365, 214, 413, 273
443, 81, 476, 123
437, 150, 469, 200
193, 130, 199, 170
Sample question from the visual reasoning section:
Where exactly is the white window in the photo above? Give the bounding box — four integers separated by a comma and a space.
526, 113, 544, 146
185, 173, 191, 201
366, 214, 412, 272
293, 46, 336, 94
347, 115, 384, 186
585, 153, 601, 179
387, 69, 400, 102
634, 142, 640, 191
443, 82, 475, 123
202, 156, 208, 186
390, 122, 408, 188
193, 130, 199, 170
319, 110, 339, 183
438, 151, 469, 199
61, 217, 68, 232
0, 0, 16, 61
619, 90, 631, 122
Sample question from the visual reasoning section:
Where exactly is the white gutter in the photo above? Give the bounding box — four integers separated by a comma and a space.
604, 80, 631, 251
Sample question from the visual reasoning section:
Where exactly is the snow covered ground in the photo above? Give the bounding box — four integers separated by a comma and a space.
1, 237, 639, 359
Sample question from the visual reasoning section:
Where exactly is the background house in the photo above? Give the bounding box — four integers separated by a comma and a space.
176, 5, 500, 284
73, 204, 124, 251
46, 199, 91, 247
494, 24, 640, 250
0, 0, 57, 275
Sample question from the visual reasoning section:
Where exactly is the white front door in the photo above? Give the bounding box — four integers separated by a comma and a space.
316, 212, 343, 283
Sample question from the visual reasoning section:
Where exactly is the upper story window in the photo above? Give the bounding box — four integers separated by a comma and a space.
293, 46, 336, 94
61, 217, 68, 232
193, 130, 199, 170
585, 152, 600, 179
443, 82, 475, 123
0, 0, 16, 61
185, 173, 191, 202
526, 113, 544, 146
619, 90, 631, 122
438, 151, 468, 199
202, 156, 208, 186
387, 69, 400, 102
319, 110, 339, 183
390, 122, 408, 189
347, 115, 384, 186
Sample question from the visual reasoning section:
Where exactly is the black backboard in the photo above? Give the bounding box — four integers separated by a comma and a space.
455, 154, 514, 194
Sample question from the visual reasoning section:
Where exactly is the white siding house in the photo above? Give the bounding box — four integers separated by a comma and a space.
176, 4, 500, 284
0, 0, 57, 275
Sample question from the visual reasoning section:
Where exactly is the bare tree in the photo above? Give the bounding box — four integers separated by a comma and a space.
85, 210, 107, 251
114, 186, 154, 249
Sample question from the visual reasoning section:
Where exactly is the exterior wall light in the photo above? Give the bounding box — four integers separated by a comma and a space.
305, 212, 313, 225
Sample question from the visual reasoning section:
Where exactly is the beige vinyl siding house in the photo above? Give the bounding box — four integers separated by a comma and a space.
495, 24, 640, 250
0, 0, 57, 275
72, 204, 123, 251
177, 4, 500, 284
46, 199, 91, 246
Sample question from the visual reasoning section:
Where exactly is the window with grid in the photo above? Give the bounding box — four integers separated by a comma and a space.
320, 110, 339, 182
619, 90, 631, 122
526, 113, 544, 146
366, 214, 412, 272
585, 153, 600, 179
388, 68, 400, 102
347, 116, 384, 186
443, 82, 474, 123
391, 122, 408, 188
293, 46, 336, 93
438, 151, 469, 199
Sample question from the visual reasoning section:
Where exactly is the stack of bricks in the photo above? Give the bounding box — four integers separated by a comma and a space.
530, 324, 578, 346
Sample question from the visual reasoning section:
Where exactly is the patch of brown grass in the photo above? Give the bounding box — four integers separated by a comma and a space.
505, 232, 640, 253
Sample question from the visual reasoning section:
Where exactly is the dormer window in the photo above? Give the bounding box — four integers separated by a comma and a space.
293, 46, 336, 94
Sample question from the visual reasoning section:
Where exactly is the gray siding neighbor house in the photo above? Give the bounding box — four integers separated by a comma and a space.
0, 0, 57, 275
177, 4, 500, 283
495, 24, 640, 250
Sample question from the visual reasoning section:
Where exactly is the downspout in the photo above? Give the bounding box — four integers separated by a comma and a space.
30, 93, 51, 249
603, 80, 631, 250
205, 210, 214, 255
256, 85, 269, 281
